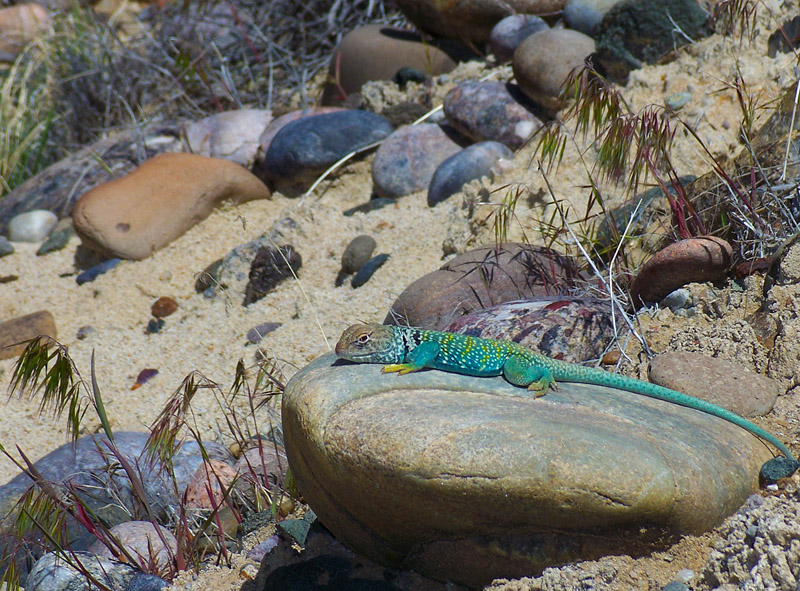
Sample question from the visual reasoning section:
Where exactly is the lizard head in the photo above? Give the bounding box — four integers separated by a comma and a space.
335, 323, 397, 363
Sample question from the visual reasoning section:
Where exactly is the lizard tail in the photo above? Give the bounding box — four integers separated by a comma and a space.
553, 362, 798, 483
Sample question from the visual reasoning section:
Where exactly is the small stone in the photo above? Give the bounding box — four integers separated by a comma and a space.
428, 141, 513, 206
246, 322, 282, 344
662, 582, 689, 591
244, 245, 302, 306
7, 209, 57, 242
132, 368, 159, 389
263, 110, 394, 193
239, 564, 259, 581
351, 253, 389, 288
151, 296, 178, 318
246, 535, 280, 563
665, 91, 692, 111
73, 153, 270, 260
489, 14, 549, 62
36, 217, 73, 255
76, 258, 122, 285
0, 235, 13, 257
76, 325, 94, 340
341, 235, 377, 274
26, 552, 138, 591
674, 569, 694, 584
234, 442, 288, 490
513, 28, 596, 112
629, 237, 733, 308
0, 311, 56, 360
146, 318, 165, 334
562, 0, 623, 34
371, 124, 463, 198
660, 288, 692, 311
195, 258, 224, 293
183, 109, 272, 167
89, 521, 177, 574
648, 352, 780, 417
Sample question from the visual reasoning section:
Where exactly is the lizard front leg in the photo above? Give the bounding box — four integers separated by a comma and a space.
383, 341, 441, 375
503, 355, 556, 396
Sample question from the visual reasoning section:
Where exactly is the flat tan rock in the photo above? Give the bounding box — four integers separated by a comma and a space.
72, 153, 270, 260
0, 4, 49, 57
0, 310, 55, 360
283, 353, 771, 588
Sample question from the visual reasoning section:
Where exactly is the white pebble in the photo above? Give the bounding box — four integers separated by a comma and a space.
8, 209, 58, 242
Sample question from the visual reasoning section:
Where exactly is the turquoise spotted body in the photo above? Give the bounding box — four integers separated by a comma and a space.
335, 323, 799, 483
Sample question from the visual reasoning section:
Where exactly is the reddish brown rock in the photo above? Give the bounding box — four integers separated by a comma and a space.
0, 4, 49, 56
649, 352, 780, 418
185, 459, 238, 510
0, 311, 55, 360
629, 236, 733, 308
443, 80, 542, 150
385, 243, 583, 330
320, 24, 470, 105
394, 0, 566, 44
372, 124, 463, 198
72, 153, 270, 260
512, 28, 596, 112
151, 296, 178, 318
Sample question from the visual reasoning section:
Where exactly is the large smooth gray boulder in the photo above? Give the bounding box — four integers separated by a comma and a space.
283, 353, 771, 588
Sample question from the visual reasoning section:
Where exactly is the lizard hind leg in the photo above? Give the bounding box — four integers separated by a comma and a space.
503, 355, 555, 396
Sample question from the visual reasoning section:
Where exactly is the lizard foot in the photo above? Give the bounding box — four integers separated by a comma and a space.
527, 378, 556, 397
382, 364, 419, 375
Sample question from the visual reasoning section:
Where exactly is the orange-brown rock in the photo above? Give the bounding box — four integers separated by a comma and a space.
73, 153, 270, 260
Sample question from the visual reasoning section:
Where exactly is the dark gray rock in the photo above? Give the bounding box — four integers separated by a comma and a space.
0, 235, 13, 257
263, 111, 394, 194
37, 219, 74, 256
446, 297, 623, 363
244, 245, 302, 306
343, 198, 397, 217
385, 244, 583, 330
427, 141, 512, 206
593, 0, 710, 83
442, 81, 542, 150
247, 322, 282, 344
489, 14, 548, 62
351, 254, 389, 288
648, 352, 780, 418
283, 353, 770, 588
372, 124, 463, 198
76, 258, 123, 285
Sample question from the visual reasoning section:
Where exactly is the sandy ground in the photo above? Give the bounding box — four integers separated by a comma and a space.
1, 2, 799, 589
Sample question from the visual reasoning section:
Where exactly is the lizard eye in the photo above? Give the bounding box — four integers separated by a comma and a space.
357, 333, 371, 345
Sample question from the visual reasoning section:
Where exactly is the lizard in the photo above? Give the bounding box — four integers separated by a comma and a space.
334, 323, 799, 483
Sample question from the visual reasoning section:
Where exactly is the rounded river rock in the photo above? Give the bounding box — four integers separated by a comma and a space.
284, 354, 770, 587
